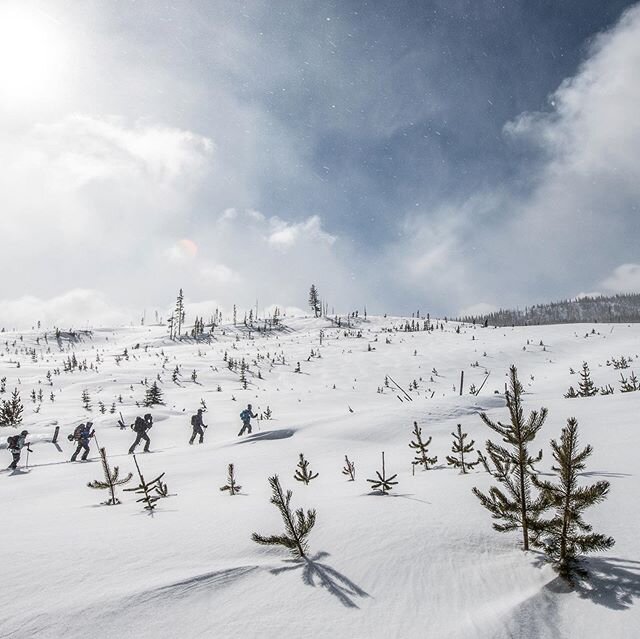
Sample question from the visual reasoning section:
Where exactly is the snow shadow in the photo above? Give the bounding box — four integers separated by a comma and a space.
233, 429, 296, 444
571, 557, 640, 610
269, 552, 369, 609
133, 566, 260, 604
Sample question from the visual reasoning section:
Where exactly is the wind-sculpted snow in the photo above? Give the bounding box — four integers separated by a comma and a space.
0, 316, 639, 638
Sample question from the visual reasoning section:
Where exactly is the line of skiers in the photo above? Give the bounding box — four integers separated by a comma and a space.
5, 404, 258, 469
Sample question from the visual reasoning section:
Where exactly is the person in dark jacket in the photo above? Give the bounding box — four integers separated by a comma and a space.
237, 404, 257, 436
70, 422, 95, 461
189, 408, 207, 445
8, 430, 31, 470
129, 413, 153, 454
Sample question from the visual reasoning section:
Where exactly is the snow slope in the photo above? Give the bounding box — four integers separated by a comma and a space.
0, 317, 638, 639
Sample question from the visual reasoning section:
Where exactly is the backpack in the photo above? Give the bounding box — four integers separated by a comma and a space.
73, 425, 84, 441
240, 409, 250, 421
7, 435, 19, 449
191, 414, 198, 427
134, 416, 146, 432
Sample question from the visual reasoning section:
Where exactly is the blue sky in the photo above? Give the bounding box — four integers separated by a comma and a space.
1, 1, 639, 326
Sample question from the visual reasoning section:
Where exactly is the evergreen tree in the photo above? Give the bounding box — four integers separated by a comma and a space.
308, 284, 321, 318
577, 362, 598, 397
531, 418, 614, 582
0, 388, 24, 426
367, 451, 398, 494
472, 365, 546, 550
123, 455, 168, 513
294, 453, 319, 484
174, 289, 185, 336
220, 463, 242, 495
144, 381, 164, 407
409, 421, 437, 470
81, 389, 92, 411
87, 447, 133, 505
252, 475, 316, 559
342, 455, 356, 481
446, 423, 480, 474
564, 386, 578, 399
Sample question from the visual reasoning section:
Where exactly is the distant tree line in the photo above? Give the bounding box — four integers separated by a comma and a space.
458, 294, 640, 327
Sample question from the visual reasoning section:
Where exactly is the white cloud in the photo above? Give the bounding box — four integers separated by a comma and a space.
0, 289, 133, 330
458, 302, 499, 317
267, 215, 336, 249
599, 264, 640, 294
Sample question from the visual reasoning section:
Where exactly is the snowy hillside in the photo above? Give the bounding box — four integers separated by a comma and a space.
1, 316, 639, 639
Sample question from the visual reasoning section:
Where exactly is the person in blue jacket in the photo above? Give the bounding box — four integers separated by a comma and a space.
237, 404, 257, 436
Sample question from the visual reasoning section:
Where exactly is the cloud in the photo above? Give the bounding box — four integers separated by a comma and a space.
267, 216, 336, 249
599, 264, 640, 294
0, 289, 133, 330
383, 4, 640, 313
458, 302, 500, 318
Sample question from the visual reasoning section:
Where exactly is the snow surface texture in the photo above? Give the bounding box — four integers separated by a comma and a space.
0, 317, 638, 639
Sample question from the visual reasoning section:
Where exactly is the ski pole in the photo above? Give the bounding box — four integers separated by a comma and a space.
25, 447, 30, 470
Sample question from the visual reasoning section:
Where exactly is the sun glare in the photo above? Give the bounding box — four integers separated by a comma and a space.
0, 6, 68, 106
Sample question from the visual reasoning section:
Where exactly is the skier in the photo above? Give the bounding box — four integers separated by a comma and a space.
7, 430, 31, 470
237, 404, 257, 437
189, 408, 207, 445
129, 413, 153, 454
70, 422, 95, 462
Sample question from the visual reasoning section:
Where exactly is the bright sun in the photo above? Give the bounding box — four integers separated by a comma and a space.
0, 6, 68, 106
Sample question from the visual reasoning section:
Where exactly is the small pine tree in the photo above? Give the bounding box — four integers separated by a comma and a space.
144, 381, 164, 407
308, 284, 321, 318
87, 447, 133, 505
409, 421, 437, 470
472, 365, 546, 551
531, 418, 614, 582
294, 453, 319, 484
263, 405, 272, 420
0, 389, 24, 426
342, 455, 356, 481
81, 389, 92, 411
220, 463, 242, 495
564, 386, 578, 399
123, 455, 167, 513
252, 475, 316, 558
577, 362, 598, 397
367, 451, 398, 494
446, 423, 480, 473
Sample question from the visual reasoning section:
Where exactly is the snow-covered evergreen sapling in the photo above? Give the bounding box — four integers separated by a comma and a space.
446, 423, 479, 474
252, 475, 316, 559
531, 418, 614, 583
409, 421, 437, 470
367, 451, 398, 494
87, 447, 133, 505
294, 453, 319, 484
123, 455, 168, 512
144, 381, 164, 407
473, 365, 546, 551
342, 455, 356, 481
220, 463, 242, 495
577, 362, 598, 397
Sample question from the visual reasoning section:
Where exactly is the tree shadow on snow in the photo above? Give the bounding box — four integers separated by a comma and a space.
579, 471, 632, 479
572, 557, 640, 610
269, 552, 369, 609
532, 553, 640, 610
362, 492, 431, 505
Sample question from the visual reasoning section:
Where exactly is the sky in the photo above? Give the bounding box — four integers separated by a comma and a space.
1, 0, 639, 327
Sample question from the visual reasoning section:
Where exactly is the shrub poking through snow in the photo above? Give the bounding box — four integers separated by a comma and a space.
342, 455, 356, 481
446, 424, 479, 474
87, 447, 133, 505
409, 421, 437, 470
577, 362, 598, 397
124, 455, 167, 513
252, 475, 316, 559
367, 451, 398, 494
294, 453, 319, 484
531, 418, 614, 583
144, 381, 164, 407
220, 463, 242, 495
473, 365, 546, 551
